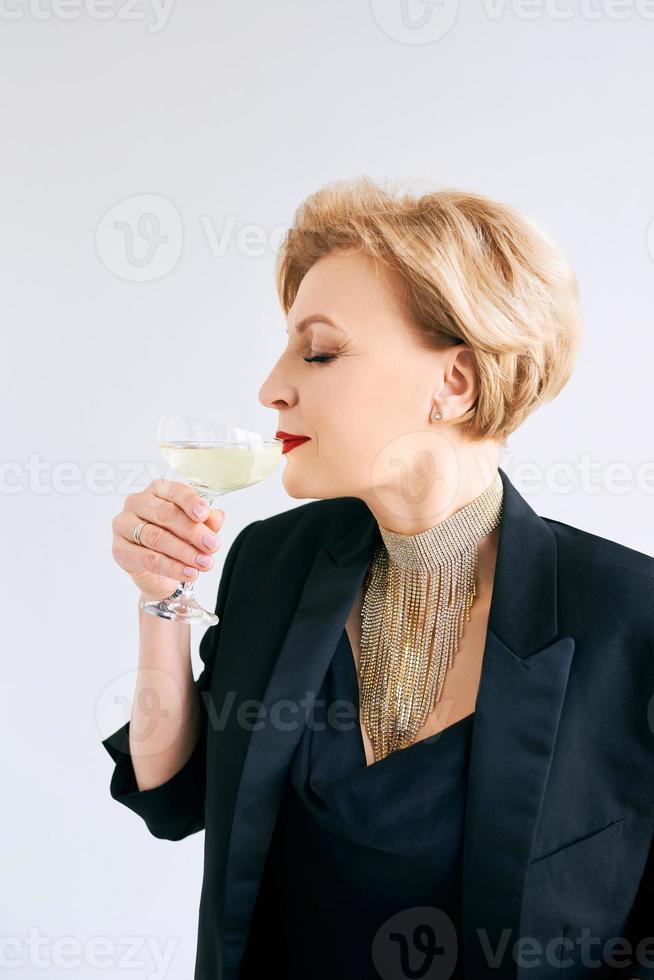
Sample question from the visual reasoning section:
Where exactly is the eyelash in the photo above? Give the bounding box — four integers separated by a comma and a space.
303, 353, 337, 365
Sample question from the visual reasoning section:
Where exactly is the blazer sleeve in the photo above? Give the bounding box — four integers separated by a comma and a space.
100, 520, 256, 841
622, 831, 654, 979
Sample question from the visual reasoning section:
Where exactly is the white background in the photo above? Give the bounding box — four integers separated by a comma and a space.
2, 1, 654, 977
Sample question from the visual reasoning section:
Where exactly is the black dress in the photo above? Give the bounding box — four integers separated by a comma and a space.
239, 626, 475, 980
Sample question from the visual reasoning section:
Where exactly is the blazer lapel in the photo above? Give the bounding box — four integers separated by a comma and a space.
221, 467, 576, 980
460, 469, 575, 979
221, 503, 381, 979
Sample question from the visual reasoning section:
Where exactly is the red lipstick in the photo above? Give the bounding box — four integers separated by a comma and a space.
276, 430, 311, 455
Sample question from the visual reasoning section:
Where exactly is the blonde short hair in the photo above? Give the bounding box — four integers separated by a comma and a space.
275, 176, 582, 445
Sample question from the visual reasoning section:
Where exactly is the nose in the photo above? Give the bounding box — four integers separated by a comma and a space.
258, 360, 296, 412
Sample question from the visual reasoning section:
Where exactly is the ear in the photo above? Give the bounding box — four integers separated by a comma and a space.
441, 345, 479, 404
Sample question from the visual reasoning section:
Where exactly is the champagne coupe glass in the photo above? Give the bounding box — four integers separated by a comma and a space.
140, 413, 283, 626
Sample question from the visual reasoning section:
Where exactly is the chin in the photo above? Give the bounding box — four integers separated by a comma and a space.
281, 465, 314, 500
282, 464, 346, 502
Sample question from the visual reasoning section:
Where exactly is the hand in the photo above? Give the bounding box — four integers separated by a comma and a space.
111, 478, 225, 601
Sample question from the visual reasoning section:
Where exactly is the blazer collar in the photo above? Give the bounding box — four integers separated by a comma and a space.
221, 466, 575, 980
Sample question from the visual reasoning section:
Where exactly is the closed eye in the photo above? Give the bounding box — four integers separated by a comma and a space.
303, 353, 337, 364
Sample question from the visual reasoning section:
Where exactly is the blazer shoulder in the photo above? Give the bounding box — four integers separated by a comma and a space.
241, 496, 369, 549
542, 514, 654, 583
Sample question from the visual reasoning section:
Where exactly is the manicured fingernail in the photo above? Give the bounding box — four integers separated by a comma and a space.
196, 553, 213, 569
202, 532, 218, 549
182, 566, 198, 578
193, 504, 208, 519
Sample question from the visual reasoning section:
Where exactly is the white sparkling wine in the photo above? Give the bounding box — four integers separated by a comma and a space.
160, 440, 282, 493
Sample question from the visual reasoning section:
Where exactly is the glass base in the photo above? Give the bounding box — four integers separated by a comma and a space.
140, 588, 219, 626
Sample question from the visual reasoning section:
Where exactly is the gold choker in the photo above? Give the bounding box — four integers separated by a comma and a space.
358, 470, 503, 762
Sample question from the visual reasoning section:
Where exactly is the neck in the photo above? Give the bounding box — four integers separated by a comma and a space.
360, 451, 501, 537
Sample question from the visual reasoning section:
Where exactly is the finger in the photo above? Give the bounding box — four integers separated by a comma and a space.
127, 492, 223, 554
150, 478, 222, 525
113, 510, 218, 573
205, 508, 225, 534
113, 537, 202, 583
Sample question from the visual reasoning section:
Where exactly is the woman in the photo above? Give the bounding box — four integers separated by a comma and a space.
103, 178, 654, 980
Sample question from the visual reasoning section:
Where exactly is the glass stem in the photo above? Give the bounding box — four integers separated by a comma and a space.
180, 577, 197, 599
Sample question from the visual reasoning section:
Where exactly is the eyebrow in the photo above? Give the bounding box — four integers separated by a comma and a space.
286, 314, 345, 335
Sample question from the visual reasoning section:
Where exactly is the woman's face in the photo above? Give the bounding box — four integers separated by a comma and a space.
258, 247, 483, 522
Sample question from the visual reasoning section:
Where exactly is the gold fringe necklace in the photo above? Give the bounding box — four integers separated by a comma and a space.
358, 469, 503, 762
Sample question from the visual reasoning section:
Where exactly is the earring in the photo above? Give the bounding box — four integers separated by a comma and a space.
431, 407, 443, 421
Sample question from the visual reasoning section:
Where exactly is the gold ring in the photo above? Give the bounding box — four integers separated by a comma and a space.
133, 520, 148, 546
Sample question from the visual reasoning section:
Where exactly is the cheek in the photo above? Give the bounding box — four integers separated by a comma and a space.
307, 357, 415, 457
304, 370, 362, 430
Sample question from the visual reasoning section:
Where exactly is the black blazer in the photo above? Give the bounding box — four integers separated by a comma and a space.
102, 466, 654, 980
